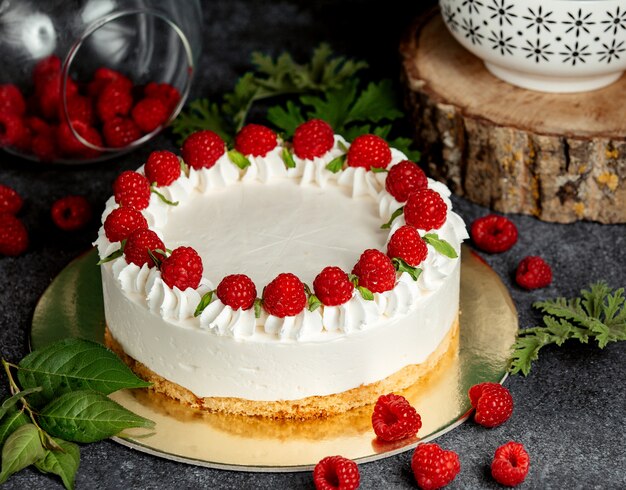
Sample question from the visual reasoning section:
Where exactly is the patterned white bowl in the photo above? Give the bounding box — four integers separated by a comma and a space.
439, 0, 626, 92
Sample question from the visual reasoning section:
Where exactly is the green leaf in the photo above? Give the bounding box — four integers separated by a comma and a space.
300, 79, 359, 129
345, 80, 403, 125
325, 155, 345, 173
96, 248, 123, 265
0, 408, 29, 447
342, 124, 371, 142
392, 258, 422, 281
0, 387, 42, 420
150, 187, 179, 206
381, 207, 404, 229
227, 149, 251, 170
254, 298, 263, 319
0, 424, 45, 484
372, 125, 392, 139
267, 101, 305, 137
17, 338, 151, 407
371, 166, 388, 174
38, 390, 154, 443
357, 286, 374, 301
194, 290, 214, 317
509, 333, 547, 376
423, 233, 458, 259
171, 98, 233, 144
223, 73, 261, 131
388, 136, 421, 162
282, 147, 297, 169
34, 438, 80, 490
308, 294, 322, 312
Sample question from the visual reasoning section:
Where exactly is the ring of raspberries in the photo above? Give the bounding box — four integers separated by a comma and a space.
99, 121, 458, 321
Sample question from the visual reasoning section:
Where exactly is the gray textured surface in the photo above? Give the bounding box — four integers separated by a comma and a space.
1, 1, 625, 488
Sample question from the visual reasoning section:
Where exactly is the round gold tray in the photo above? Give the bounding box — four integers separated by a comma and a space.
31, 246, 517, 471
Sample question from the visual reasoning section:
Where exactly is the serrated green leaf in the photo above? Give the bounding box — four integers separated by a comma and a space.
357, 286, 374, 301
171, 98, 233, 144
267, 101, 305, 137
227, 149, 251, 170
342, 124, 371, 142
423, 233, 458, 259
381, 207, 404, 229
388, 136, 421, 162
345, 80, 403, 125
282, 147, 297, 169
0, 424, 45, 484
372, 125, 393, 139
509, 334, 547, 376
0, 387, 42, 420
194, 290, 214, 318
300, 79, 358, 129
18, 339, 151, 407
325, 155, 345, 173
38, 390, 154, 443
0, 409, 29, 447
541, 316, 572, 346
34, 438, 79, 490
150, 188, 179, 206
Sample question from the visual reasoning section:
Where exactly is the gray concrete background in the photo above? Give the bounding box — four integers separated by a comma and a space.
1, 1, 624, 488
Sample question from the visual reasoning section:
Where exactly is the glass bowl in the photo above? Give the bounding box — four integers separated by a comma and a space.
0, 0, 202, 164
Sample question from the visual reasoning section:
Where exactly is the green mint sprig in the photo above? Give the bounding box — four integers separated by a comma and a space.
510, 282, 626, 376
0, 339, 154, 488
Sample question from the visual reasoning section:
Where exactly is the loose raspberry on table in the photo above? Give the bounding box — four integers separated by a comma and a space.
313, 266, 354, 306
104, 208, 148, 242
160, 246, 203, 290
346, 134, 391, 170
411, 443, 461, 490
124, 228, 165, 268
216, 274, 257, 310
469, 382, 514, 428
96, 79, 133, 122
145, 150, 181, 187
113, 171, 151, 210
352, 249, 396, 293
182, 130, 226, 169
132, 98, 169, 133
387, 225, 428, 267
262, 272, 307, 317
293, 119, 335, 160
385, 160, 428, 202
515, 256, 552, 290
313, 455, 360, 490
0, 185, 23, 215
56, 121, 102, 158
0, 213, 28, 256
0, 113, 30, 149
372, 393, 422, 442
404, 189, 447, 231
144, 82, 181, 112
470, 214, 518, 253
0, 84, 26, 117
491, 441, 530, 487
234, 123, 278, 157
102, 117, 142, 148
51, 196, 92, 231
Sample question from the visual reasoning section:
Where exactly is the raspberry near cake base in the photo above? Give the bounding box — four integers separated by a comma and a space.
95, 125, 468, 419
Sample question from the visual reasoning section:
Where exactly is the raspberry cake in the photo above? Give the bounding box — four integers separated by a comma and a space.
95, 120, 468, 418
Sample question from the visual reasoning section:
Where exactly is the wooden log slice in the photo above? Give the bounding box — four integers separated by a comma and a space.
400, 9, 626, 224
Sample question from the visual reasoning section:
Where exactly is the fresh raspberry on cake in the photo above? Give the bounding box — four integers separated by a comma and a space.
262, 273, 307, 317
411, 443, 460, 490
216, 274, 257, 310
0, 185, 23, 215
0, 213, 28, 256
234, 124, 278, 157
113, 171, 151, 210
491, 441, 530, 487
313, 455, 360, 490
160, 246, 203, 290
313, 266, 354, 306
515, 256, 552, 290
293, 119, 335, 160
124, 228, 165, 268
372, 393, 422, 442
145, 150, 181, 186
387, 225, 428, 267
346, 134, 391, 170
51, 196, 92, 231
104, 208, 148, 242
182, 130, 226, 169
103, 117, 142, 148
404, 189, 447, 231
470, 214, 518, 253
385, 160, 428, 202
352, 249, 396, 293
469, 382, 513, 428
132, 98, 169, 133
0, 84, 26, 116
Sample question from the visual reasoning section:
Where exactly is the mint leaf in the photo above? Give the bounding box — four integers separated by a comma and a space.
150, 187, 179, 206
371, 166, 388, 174
267, 101, 305, 137
227, 149, 251, 170
392, 258, 422, 281
194, 291, 214, 317
254, 298, 262, 319
308, 294, 322, 312
381, 207, 404, 229
18, 339, 151, 407
0, 409, 29, 447
96, 248, 123, 265
357, 286, 374, 301
423, 233, 458, 259
345, 80, 403, 125
34, 438, 80, 490
325, 155, 345, 173
38, 390, 154, 443
0, 424, 45, 484
0, 387, 42, 419
282, 147, 297, 169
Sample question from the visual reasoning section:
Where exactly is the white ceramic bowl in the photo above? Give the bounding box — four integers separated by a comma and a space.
439, 0, 626, 92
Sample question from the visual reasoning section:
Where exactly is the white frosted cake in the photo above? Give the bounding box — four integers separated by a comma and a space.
95, 121, 468, 418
